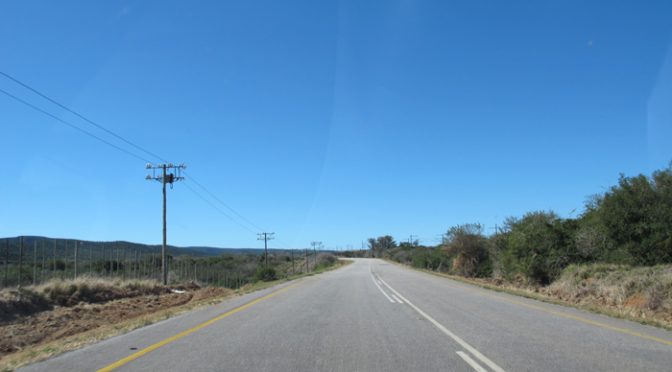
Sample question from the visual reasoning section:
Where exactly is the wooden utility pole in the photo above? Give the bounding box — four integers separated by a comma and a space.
257, 232, 275, 269
305, 248, 309, 272
161, 164, 166, 283
146, 163, 185, 285
311, 241, 323, 267
291, 249, 295, 274
409, 234, 418, 247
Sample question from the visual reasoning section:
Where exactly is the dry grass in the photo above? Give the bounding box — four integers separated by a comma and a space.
0, 277, 168, 323
389, 259, 672, 330
0, 287, 233, 371
34, 276, 168, 305
546, 264, 672, 324
0, 260, 352, 371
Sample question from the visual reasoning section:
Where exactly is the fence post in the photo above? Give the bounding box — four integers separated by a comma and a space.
32, 240, 37, 285
2, 239, 8, 287
89, 243, 92, 276
52, 239, 56, 275
115, 246, 119, 278
18, 237, 24, 287
74, 240, 78, 279
3, 239, 8, 287
102, 244, 107, 276
64, 240, 68, 280
41, 240, 45, 283
121, 246, 126, 280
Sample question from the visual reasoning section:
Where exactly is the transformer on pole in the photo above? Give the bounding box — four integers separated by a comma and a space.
146, 163, 185, 285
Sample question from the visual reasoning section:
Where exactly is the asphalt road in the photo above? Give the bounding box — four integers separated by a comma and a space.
21, 259, 672, 371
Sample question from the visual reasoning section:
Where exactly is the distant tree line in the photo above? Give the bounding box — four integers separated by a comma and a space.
351, 164, 672, 285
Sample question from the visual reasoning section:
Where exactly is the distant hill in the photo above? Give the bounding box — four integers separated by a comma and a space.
0, 236, 297, 257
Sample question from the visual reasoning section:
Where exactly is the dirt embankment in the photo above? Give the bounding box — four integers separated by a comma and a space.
0, 278, 232, 358
543, 264, 672, 326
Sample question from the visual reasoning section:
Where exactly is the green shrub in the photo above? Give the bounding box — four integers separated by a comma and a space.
500, 211, 578, 284
443, 224, 491, 277
315, 253, 337, 269
588, 167, 672, 265
254, 267, 277, 282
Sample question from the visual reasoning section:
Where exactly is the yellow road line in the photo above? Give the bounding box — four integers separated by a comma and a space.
97, 283, 298, 372
462, 284, 672, 347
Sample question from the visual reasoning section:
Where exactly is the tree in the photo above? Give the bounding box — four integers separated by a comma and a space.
443, 224, 490, 277
376, 236, 396, 250
591, 167, 672, 265
367, 238, 377, 257
500, 211, 577, 284
367, 236, 396, 257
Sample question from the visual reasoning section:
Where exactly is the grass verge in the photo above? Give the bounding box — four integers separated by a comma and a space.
385, 260, 672, 331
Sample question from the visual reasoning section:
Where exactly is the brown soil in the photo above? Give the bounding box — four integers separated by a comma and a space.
0, 287, 231, 357
623, 293, 648, 308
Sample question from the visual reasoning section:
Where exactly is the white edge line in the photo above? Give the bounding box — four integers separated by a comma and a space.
370, 272, 395, 303
376, 275, 505, 372
390, 294, 404, 304
457, 351, 488, 372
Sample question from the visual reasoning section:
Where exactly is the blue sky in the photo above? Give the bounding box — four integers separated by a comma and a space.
1, 1, 671, 249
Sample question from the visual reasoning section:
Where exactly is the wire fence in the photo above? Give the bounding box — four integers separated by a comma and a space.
0, 237, 288, 290
0, 237, 327, 290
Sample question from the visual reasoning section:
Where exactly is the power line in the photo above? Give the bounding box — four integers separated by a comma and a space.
0, 71, 166, 163
183, 172, 265, 233
182, 181, 258, 234
0, 72, 266, 238
0, 87, 151, 163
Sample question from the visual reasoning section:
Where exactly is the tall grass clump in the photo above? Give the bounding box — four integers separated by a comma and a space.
547, 263, 672, 318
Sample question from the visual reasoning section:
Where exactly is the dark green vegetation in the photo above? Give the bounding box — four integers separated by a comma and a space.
347, 164, 672, 286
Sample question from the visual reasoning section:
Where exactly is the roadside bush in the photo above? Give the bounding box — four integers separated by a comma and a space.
589, 167, 672, 265
443, 224, 491, 277
500, 212, 578, 284
254, 267, 277, 282
316, 253, 337, 269
410, 248, 429, 268
389, 248, 412, 265
409, 247, 448, 271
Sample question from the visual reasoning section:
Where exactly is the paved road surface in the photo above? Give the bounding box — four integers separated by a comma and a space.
21, 259, 672, 371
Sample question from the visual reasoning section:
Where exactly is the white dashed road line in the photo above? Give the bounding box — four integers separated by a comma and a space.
457, 351, 488, 372
370, 271, 395, 303
376, 274, 505, 372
